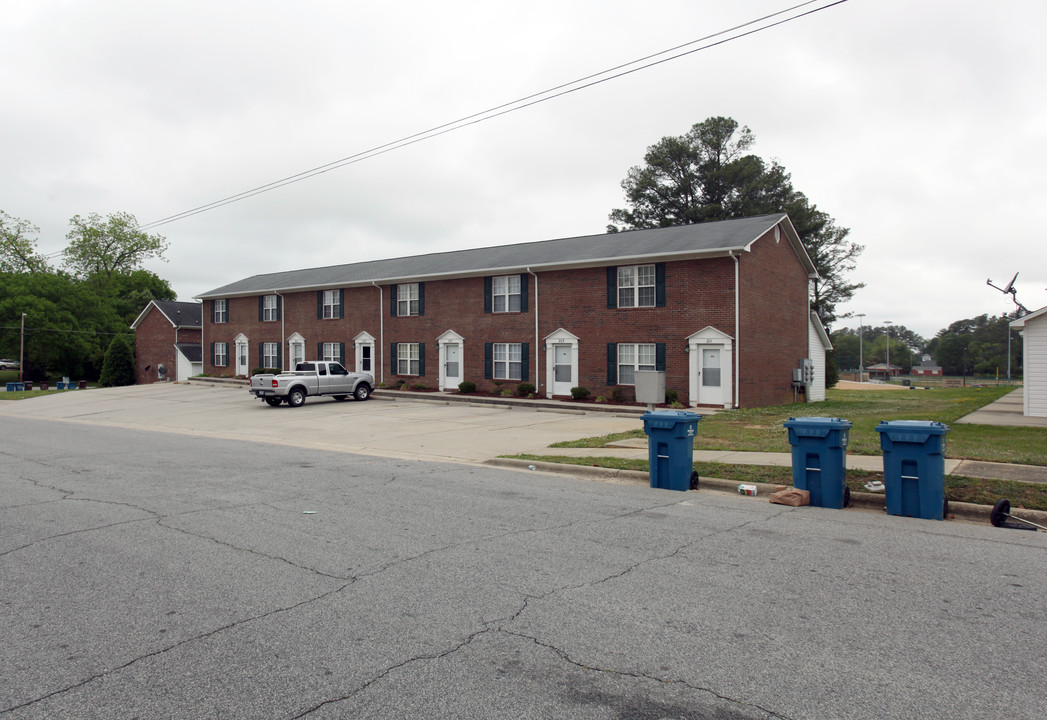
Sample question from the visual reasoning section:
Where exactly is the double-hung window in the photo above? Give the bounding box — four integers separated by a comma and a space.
396, 284, 420, 317
617, 265, 656, 308
396, 342, 420, 375
493, 343, 523, 381
321, 342, 341, 363
213, 299, 228, 324
213, 342, 228, 367
321, 290, 342, 319
262, 295, 279, 321
617, 343, 656, 385
262, 342, 279, 369
492, 275, 521, 313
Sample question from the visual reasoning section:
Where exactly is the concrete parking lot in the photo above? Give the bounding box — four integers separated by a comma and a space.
2, 385, 1046, 719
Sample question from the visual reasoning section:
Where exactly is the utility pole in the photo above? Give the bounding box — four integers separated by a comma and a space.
19, 313, 26, 383
856, 313, 865, 383
884, 321, 893, 381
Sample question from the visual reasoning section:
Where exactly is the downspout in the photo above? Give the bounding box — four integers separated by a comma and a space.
731, 251, 740, 409
373, 282, 384, 385
275, 291, 285, 370
527, 268, 538, 392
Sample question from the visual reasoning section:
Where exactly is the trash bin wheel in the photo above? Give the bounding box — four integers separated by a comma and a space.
990, 499, 1010, 527
843, 486, 851, 509
689, 471, 700, 490
943, 497, 950, 519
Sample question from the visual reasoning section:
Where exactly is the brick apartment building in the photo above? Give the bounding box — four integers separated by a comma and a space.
130, 300, 202, 383
193, 214, 821, 408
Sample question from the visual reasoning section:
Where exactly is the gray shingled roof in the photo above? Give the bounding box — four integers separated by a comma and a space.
131, 300, 202, 329
196, 213, 816, 299
174, 343, 202, 363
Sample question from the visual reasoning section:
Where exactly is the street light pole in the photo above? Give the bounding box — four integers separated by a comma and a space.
856, 313, 865, 383
19, 312, 26, 383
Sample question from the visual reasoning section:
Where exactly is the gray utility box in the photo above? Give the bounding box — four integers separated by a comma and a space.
634, 371, 666, 405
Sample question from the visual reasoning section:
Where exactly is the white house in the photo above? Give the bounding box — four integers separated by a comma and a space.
807, 312, 832, 402
1011, 306, 1047, 417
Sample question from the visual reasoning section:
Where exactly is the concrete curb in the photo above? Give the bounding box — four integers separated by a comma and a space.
484, 458, 1047, 528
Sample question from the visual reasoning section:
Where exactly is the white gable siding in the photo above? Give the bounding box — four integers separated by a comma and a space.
807, 315, 827, 402
1023, 313, 1047, 417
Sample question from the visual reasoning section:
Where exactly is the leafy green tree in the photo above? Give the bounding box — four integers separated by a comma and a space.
63, 212, 169, 293
109, 270, 176, 326
0, 210, 50, 273
99, 334, 136, 387
926, 314, 1020, 376
608, 116, 864, 325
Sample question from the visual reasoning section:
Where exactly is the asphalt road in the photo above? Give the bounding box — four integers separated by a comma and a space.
1, 390, 1046, 719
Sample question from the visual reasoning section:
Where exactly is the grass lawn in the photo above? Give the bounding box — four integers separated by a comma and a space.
513, 384, 1047, 511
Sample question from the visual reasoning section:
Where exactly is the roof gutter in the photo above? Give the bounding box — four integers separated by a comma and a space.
731, 251, 740, 409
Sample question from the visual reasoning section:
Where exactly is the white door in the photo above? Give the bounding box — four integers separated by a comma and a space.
235, 339, 249, 377
552, 344, 573, 396
699, 347, 725, 406
444, 343, 462, 389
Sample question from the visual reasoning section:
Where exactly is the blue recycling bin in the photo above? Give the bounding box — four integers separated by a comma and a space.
6, 382, 24, 392
876, 420, 949, 520
784, 417, 853, 509
641, 411, 701, 491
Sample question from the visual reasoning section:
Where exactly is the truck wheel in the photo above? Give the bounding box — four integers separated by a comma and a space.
264, 397, 282, 407
354, 384, 371, 401
287, 388, 307, 407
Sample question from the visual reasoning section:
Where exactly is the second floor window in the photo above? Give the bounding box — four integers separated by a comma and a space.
262, 295, 279, 322
396, 284, 420, 317
618, 265, 656, 308
492, 275, 521, 313
213, 299, 227, 324
321, 289, 343, 319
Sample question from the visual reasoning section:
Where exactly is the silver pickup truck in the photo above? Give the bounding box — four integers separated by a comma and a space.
250, 361, 374, 407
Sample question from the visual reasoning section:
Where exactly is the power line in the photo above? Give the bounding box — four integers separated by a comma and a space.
140, 0, 848, 231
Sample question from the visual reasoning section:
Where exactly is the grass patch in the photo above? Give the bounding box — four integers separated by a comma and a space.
553, 386, 1047, 465
505, 453, 1047, 511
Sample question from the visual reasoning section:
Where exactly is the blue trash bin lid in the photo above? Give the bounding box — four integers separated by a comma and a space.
875, 420, 949, 439
641, 410, 701, 432
783, 416, 852, 438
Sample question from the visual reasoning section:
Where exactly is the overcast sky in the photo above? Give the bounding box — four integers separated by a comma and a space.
4, 0, 1044, 341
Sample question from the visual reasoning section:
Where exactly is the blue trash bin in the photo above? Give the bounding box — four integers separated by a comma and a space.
641, 411, 701, 491
6, 382, 24, 392
876, 420, 949, 520
783, 417, 853, 509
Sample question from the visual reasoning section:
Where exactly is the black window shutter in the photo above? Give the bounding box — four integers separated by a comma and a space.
656, 343, 666, 371
389, 285, 398, 317
607, 267, 617, 309
521, 342, 529, 381
519, 274, 529, 312
258, 296, 264, 322
418, 343, 426, 376
210, 342, 216, 365
391, 343, 398, 374
275, 347, 281, 371
317, 291, 323, 319
338, 289, 345, 319
607, 343, 618, 385
655, 263, 666, 307
317, 342, 323, 361
276, 295, 282, 321
339, 342, 346, 365
484, 277, 492, 313
210, 300, 215, 323
484, 343, 493, 379
417, 283, 425, 316
258, 343, 264, 368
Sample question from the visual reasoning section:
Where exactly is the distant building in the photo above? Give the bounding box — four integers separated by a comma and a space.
912, 354, 942, 377
130, 300, 202, 383
1012, 307, 1047, 417
865, 362, 902, 380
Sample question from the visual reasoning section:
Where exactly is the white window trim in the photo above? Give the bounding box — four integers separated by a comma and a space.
322, 290, 340, 319
322, 342, 340, 363
214, 342, 228, 367
492, 275, 521, 313
214, 299, 228, 324
617, 343, 656, 386
617, 265, 656, 308
397, 342, 420, 376
262, 295, 279, 322
493, 342, 523, 381
397, 284, 420, 317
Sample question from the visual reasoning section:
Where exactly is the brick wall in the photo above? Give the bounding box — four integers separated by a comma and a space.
133, 309, 201, 384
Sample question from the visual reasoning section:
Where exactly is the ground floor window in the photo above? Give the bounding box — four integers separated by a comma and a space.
321, 342, 344, 364
493, 342, 522, 380
262, 342, 279, 369
213, 342, 228, 367
617, 343, 656, 385
396, 342, 420, 376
